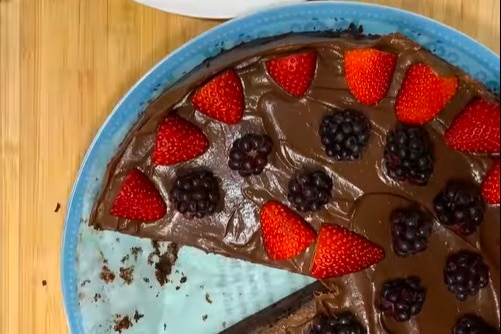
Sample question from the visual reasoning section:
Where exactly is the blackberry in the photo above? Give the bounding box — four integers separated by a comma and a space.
319, 109, 371, 161
384, 124, 434, 186
378, 276, 426, 322
309, 311, 366, 334
444, 250, 490, 301
433, 181, 485, 236
228, 133, 273, 177
390, 206, 433, 257
453, 314, 498, 334
169, 170, 220, 218
287, 170, 333, 212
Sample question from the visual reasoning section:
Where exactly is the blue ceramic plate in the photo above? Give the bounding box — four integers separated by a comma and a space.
62, 2, 500, 334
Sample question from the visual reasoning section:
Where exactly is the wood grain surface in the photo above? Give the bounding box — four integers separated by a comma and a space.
0, 0, 499, 333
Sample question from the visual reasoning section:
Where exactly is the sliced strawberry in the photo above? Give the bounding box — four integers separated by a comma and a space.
265, 51, 317, 97
153, 115, 208, 166
445, 99, 500, 154
395, 64, 458, 125
260, 201, 316, 260
344, 48, 398, 105
482, 159, 500, 205
110, 169, 166, 221
311, 224, 385, 279
192, 70, 244, 124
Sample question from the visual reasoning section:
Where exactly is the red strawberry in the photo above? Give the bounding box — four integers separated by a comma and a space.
192, 70, 244, 124
110, 169, 166, 221
482, 159, 500, 205
344, 48, 398, 105
311, 224, 385, 279
395, 64, 458, 125
260, 201, 316, 260
265, 51, 317, 97
445, 99, 500, 154
153, 115, 208, 165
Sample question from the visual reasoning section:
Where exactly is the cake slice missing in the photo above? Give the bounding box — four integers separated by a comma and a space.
90, 27, 500, 333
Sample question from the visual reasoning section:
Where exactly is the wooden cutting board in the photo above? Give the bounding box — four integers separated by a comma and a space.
0, 0, 499, 333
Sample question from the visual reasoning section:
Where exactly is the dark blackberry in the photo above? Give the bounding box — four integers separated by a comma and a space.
309, 311, 366, 334
228, 133, 273, 177
378, 276, 426, 322
433, 181, 485, 236
384, 124, 434, 186
453, 314, 498, 334
169, 170, 220, 218
444, 250, 490, 301
319, 109, 371, 161
390, 206, 433, 257
287, 170, 333, 212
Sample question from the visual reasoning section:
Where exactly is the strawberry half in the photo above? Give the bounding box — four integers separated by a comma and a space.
260, 201, 316, 260
344, 48, 398, 105
265, 51, 317, 97
311, 224, 385, 279
110, 169, 167, 221
445, 99, 500, 154
482, 159, 500, 205
395, 64, 458, 125
192, 70, 244, 124
153, 115, 209, 166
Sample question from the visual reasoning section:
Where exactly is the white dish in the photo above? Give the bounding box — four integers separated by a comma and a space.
134, 0, 306, 19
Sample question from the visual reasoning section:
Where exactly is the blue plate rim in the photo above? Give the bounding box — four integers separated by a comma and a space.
61, 2, 500, 333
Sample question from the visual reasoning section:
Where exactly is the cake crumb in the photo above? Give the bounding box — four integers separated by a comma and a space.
202, 315, 208, 321
100, 265, 116, 283
121, 254, 130, 264
205, 293, 212, 304
80, 279, 91, 287
133, 310, 144, 323
42, 280, 47, 286
119, 267, 134, 284
113, 315, 132, 333
154, 243, 179, 286
93, 293, 102, 302
54, 203, 61, 213
131, 247, 143, 261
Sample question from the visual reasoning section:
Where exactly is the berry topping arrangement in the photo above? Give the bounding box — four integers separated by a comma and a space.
384, 124, 434, 185
169, 170, 220, 218
320, 109, 371, 161
287, 170, 333, 212
390, 206, 433, 257
378, 276, 426, 322
228, 133, 273, 177
310, 311, 366, 334
91, 31, 500, 333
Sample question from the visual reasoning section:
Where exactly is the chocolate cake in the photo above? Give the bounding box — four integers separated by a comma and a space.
90, 27, 500, 333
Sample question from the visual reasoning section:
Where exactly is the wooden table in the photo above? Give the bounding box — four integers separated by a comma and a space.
0, 0, 499, 333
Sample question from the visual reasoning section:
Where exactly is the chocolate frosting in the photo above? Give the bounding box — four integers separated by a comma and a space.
90, 32, 500, 332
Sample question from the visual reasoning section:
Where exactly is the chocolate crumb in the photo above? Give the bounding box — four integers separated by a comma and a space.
100, 265, 116, 283
154, 243, 179, 286
93, 293, 102, 302
222, 321, 226, 328
80, 279, 91, 287
121, 254, 130, 264
180, 275, 187, 284
131, 247, 142, 261
163, 323, 167, 330
205, 293, 212, 304
200, 285, 204, 289
54, 203, 61, 213
202, 315, 208, 321
42, 280, 47, 286
156, 292, 160, 298
175, 286, 180, 290
119, 267, 134, 284
114, 315, 132, 333
115, 237, 120, 242
175, 270, 179, 274
143, 277, 150, 283
133, 310, 144, 323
